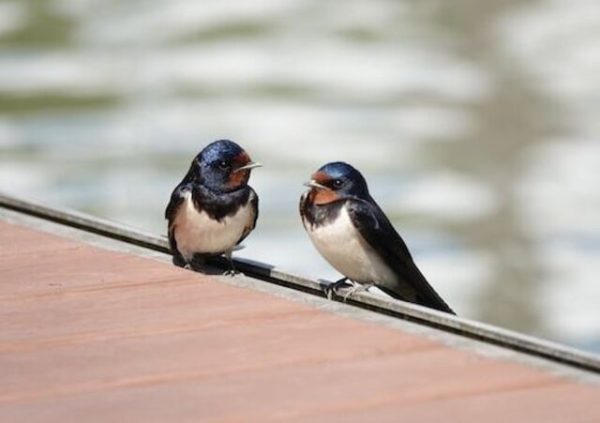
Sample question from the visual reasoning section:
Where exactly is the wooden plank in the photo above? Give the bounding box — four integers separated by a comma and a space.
0, 221, 599, 422
2, 193, 600, 373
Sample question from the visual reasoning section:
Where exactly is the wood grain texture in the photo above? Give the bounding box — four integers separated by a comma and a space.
0, 221, 598, 422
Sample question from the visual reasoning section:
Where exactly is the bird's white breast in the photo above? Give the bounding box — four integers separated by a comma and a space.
304, 206, 398, 286
173, 192, 253, 261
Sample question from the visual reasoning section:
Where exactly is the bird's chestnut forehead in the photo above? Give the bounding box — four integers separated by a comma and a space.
312, 171, 332, 184
233, 151, 251, 165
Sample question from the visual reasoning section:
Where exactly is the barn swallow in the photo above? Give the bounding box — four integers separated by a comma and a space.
165, 140, 261, 272
300, 162, 455, 314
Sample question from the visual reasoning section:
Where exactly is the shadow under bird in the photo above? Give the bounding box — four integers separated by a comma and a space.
165, 140, 261, 272
300, 162, 455, 314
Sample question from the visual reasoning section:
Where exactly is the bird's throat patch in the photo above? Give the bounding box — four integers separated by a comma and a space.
227, 170, 249, 189
312, 188, 339, 205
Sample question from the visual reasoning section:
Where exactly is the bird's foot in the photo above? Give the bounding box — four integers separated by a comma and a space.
325, 277, 352, 300
342, 282, 373, 302
187, 255, 209, 272
222, 252, 241, 277
172, 252, 189, 268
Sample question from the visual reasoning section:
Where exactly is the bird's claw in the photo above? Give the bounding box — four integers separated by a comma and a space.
222, 269, 240, 277
342, 287, 358, 302
342, 283, 373, 302
325, 285, 336, 300
325, 278, 352, 300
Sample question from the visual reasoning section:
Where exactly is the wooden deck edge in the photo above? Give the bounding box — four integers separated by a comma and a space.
1, 192, 599, 376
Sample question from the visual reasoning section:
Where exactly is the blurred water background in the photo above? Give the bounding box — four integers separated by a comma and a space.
0, 0, 599, 352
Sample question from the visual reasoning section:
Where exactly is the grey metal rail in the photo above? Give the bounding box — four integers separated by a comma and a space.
1, 192, 599, 374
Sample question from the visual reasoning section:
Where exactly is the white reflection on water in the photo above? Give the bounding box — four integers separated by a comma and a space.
0, 0, 599, 352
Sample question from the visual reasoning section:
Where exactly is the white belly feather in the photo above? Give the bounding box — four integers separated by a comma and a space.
304, 206, 398, 286
173, 192, 252, 261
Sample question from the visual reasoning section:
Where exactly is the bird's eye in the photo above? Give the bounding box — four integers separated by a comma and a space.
333, 179, 343, 188
218, 160, 229, 169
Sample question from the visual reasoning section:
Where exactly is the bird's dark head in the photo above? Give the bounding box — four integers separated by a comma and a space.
304, 162, 369, 205
192, 140, 261, 192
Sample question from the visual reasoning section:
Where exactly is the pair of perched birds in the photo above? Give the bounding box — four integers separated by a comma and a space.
166, 140, 454, 314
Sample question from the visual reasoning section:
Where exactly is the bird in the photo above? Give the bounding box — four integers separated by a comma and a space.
299, 161, 455, 314
165, 140, 261, 272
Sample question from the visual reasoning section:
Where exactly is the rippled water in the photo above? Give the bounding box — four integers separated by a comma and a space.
1, 0, 599, 352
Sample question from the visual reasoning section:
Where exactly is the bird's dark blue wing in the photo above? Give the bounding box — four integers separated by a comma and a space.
236, 188, 259, 246
165, 185, 185, 221
165, 179, 192, 265
346, 198, 455, 314
165, 168, 194, 220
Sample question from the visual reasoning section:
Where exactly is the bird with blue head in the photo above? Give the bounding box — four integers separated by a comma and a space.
165, 140, 261, 272
300, 161, 454, 314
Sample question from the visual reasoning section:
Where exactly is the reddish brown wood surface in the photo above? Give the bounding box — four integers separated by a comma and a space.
1, 220, 599, 422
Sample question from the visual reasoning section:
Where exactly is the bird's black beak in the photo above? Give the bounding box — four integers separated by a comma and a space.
303, 180, 328, 190
234, 162, 262, 173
